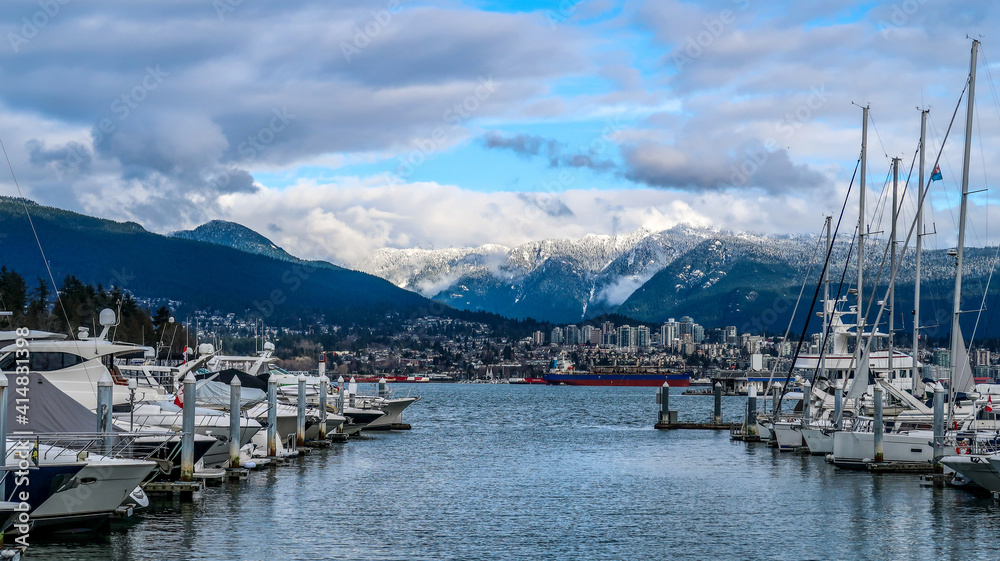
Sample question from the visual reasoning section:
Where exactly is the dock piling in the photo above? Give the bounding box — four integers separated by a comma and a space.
319, 374, 329, 441
0, 374, 7, 499
713, 382, 722, 424
932, 382, 945, 459
657, 382, 669, 422
873, 384, 884, 464
296, 374, 307, 448
834, 381, 843, 430
746, 386, 758, 436
802, 379, 811, 425
229, 376, 242, 468
180, 372, 196, 482
267, 376, 277, 457
97, 371, 114, 456
378, 377, 387, 398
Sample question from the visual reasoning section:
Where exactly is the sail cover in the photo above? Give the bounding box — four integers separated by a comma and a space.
845, 348, 870, 401
4, 372, 116, 433
953, 325, 975, 394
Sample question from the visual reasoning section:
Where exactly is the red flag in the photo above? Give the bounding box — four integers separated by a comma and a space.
174, 386, 183, 407
987, 395, 993, 413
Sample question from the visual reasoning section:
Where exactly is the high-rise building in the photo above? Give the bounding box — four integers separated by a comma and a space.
636, 325, 650, 347
679, 316, 694, 337
532, 330, 545, 346
601, 321, 615, 345
618, 325, 635, 349
551, 326, 564, 345
661, 319, 678, 349
724, 325, 738, 345
565, 325, 579, 346
580, 325, 594, 345
590, 329, 602, 345
692, 324, 704, 344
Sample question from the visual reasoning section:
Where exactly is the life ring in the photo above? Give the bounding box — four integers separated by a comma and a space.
956, 444, 971, 455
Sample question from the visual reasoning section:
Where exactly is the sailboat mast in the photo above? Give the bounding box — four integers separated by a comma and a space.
852, 105, 868, 401
889, 157, 899, 387
951, 39, 978, 411
822, 215, 831, 382
914, 108, 928, 395
858, 106, 867, 334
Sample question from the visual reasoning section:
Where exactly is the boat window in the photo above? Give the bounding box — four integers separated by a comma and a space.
27, 352, 87, 371
0, 353, 13, 371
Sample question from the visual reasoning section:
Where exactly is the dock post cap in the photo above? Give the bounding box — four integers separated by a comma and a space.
98, 370, 114, 386
230, 376, 242, 387
183, 372, 196, 384
298, 374, 307, 382
319, 375, 329, 384
714, 382, 722, 388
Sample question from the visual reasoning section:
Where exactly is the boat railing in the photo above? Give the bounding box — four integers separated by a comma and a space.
5, 431, 179, 463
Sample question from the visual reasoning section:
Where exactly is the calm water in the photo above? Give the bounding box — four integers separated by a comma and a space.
29, 384, 1000, 560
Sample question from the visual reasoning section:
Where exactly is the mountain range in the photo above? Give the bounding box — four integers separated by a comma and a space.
352, 224, 1000, 338
4, 196, 1000, 338
0, 197, 435, 326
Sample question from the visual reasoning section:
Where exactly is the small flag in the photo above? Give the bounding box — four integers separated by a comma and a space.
931, 165, 943, 181
174, 385, 184, 407
987, 395, 993, 413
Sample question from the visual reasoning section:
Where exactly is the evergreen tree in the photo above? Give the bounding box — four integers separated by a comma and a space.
0, 267, 27, 321
25, 277, 52, 330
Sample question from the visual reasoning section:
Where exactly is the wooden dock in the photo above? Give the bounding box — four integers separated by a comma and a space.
866, 462, 935, 473
654, 421, 733, 430
142, 480, 204, 495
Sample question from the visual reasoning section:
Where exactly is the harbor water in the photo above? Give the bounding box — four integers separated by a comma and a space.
31, 384, 1000, 560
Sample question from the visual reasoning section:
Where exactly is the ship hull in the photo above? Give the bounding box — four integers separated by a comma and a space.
545, 374, 690, 387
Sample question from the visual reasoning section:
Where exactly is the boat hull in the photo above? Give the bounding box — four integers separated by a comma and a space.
940, 455, 1000, 493
772, 422, 804, 451
801, 428, 834, 455
831, 430, 934, 469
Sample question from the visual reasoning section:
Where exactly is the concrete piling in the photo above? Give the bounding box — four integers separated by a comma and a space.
802, 380, 811, 425
0, 374, 7, 499
834, 381, 843, 430
932, 382, 945, 458
658, 382, 669, 422
319, 375, 329, 441
267, 376, 278, 458
713, 382, 722, 425
97, 371, 114, 456
873, 384, 884, 464
180, 373, 196, 482
296, 374, 307, 447
746, 386, 758, 436
229, 376, 242, 468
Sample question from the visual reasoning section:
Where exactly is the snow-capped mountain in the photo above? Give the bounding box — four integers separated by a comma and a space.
354, 222, 1000, 330
353, 225, 806, 323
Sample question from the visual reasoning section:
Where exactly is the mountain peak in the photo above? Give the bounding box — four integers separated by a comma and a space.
171, 220, 295, 262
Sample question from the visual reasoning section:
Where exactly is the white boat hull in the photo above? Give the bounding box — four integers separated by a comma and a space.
831, 430, 934, 468
801, 428, 834, 455
772, 422, 804, 451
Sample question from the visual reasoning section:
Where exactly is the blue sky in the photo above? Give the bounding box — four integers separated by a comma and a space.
0, 1, 995, 263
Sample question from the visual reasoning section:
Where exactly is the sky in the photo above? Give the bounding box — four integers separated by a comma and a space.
0, 0, 997, 265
